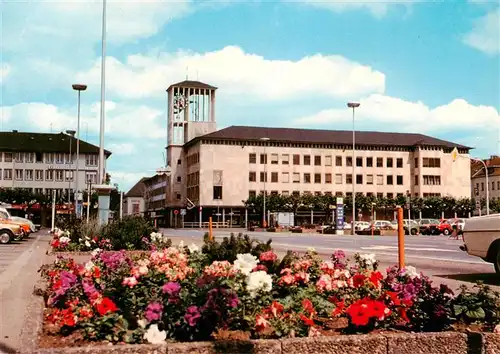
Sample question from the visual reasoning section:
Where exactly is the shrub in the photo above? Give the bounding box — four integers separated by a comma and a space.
452, 283, 500, 329
101, 216, 156, 251
201, 232, 272, 264
266, 227, 277, 232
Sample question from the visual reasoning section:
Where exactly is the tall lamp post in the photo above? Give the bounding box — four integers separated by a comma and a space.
260, 137, 270, 227
66, 130, 76, 204
98, 0, 107, 184
72, 84, 87, 217
347, 102, 360, 235
473, 158, 490, 215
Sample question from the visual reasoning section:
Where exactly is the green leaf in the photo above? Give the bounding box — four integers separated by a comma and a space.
453, 305, 465, 316
466, 308, 486, 320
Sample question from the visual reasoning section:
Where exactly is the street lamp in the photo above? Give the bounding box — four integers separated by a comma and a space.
347, 102, 360, 235
66, 130, 76, 203
98, 0, 107, 184
472, 158, 490, 215
260, 137, 270, 227
72, 83, 87, 217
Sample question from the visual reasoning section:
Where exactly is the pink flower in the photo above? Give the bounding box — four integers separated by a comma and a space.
316, 274, 333, 293
279, 268, 295, 285
122, 277, 138, 288
259, 251, 278, 262
295, 271, 310, 284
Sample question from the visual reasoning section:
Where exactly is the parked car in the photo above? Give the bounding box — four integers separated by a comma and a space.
461, 214, 500, 274
355, 221, 371, 231
403, 219, 419, 235
372, 220, 394, 230
0, 222, 24, 244
438, 219, 455, 236
417, 218, 440, 235
0, 208, 31, 238
10, 216, 36, 233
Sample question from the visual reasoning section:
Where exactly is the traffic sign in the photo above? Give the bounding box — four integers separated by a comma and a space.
180, 209, 186, 216
174, 210, 179, 215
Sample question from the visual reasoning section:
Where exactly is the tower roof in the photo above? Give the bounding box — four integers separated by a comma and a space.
167, 80, 217, 92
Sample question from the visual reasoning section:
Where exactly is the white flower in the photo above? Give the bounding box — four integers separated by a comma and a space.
402, 265, 419, 279
178, 240, 185, 248
59, 236, 70, 244
307, 247, 316, 253
188, 243, 200, 253
137, 318, 147, 329
246, 271, 272, 297
85, 240, 91, 248
234, 253, 259, 275
84, 261, 95, 272
143, 324, 166, 344
359, 253, 377, 266
91, 248, 102, 257
150, 232, 163, 243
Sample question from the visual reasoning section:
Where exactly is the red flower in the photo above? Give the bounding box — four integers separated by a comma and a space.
369, 271, 383, 287
346, 300, 371, 326
332, 300, 345, 316
352, 274, 367, 288
93, 267, 101, 279
385, 291, 401, 306
302, 299, 315, 315
399, 308, 409, 323
95, 297, 117, 316
300, 313, 315, 326
269, 301, 284, 317
371, 300, 390, 320
79, 306, 94, 320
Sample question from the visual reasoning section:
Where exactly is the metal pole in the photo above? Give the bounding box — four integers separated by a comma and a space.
310, 209, 313, 225
483, 160, 490, 215
98, 0, 107, 184
352, 107, 356, 235
245, 208, 248, 229
199, 207, 202, 229
75, 90, 81, 216
263, 146, 267, 228
51, 190, 56, 231
86, 183, 91, 223
68, 137, 72, 202
119, 191, 123, 220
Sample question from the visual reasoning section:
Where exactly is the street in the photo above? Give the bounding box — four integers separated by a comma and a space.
161, 228, 499, 289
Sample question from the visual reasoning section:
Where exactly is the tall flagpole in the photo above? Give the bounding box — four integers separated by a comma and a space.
98, 0, 107, 184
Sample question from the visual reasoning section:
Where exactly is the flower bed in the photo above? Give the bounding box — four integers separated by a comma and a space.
37, 238, 500, 349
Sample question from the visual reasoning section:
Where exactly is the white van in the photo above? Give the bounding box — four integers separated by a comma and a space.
461, 214, 500, 274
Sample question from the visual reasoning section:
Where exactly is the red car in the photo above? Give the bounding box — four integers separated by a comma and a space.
438, 219, 463, 236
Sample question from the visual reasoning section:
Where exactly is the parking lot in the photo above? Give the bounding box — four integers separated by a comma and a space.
0, 230, 45, 275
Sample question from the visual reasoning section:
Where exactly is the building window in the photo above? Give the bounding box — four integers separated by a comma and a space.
282, 154, 289, 165
387, 158, 393, 168
260, 172, 267, 182
422, 158, 440, 168
213, 186, 223, 200
376, 157, 383, 167
325, 156, 332, 166
293, 173, 300, 183
249, 153, 256, 164
177, 176, 181, 183
176, 193, 181, 200
423, 175, 441, 185
314, 173, 321, 183
66, 154, 74, 164
356, 174, 363, 184
177, 159, 181, 165
387, 193, 394, 199
270, 154, 278, 165
387, 175, 393, 185
415, 158, 419, 168
46, 170, 54, 181
45, 153, 54, 164
314, 156, 321, 166
25, 153, 33, 163
335, 174, 342, 184
35, 152, 43, 163
35, 170, 43, 181
271, 172, 278, 183
367, 174, 373, 185
249, 172, 256, 182
55, 170, 64, 181
367, 192, 373, 197
346, 157, 352, 167
34, 188, 43, 195
4, 153, 12, 162
14, 153, 23, 163
4, 169, 12, 180
481, 182, 484, 191
15, 169, 23, 180
85, 172, 97, 184
86, 154, 98, 166
55, 153, 64, 164
414, 175, 419, 185
249, 190, 256, 198
270, 191, 279, 196
66, 170, 74, 182
325, 173, 332, 184
377, 193, 383, 198
367, 157, 373, 167
397, 158, 403, 168
376, 175, 383, 185
260, 154, 267, 164
397, 175, 403, 185
304, 155, 311, 165
335, 156, 342, 166
25, 169, 34, 181
346, 174, 353, 184
293, 154, 300, 165
356, 157, 363, 167
282, 172, 290, 183
493, 181, 496, 191
304, 173, 311, 183
498, 181, 500, 190
282, 191, 289, 196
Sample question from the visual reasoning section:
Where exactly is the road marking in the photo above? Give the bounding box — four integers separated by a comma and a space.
361, 246, 460, 253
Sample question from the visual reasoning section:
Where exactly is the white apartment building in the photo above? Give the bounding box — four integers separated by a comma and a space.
157, 80, 472, 227
471, 156, 500, 200
0, 131, 111, 200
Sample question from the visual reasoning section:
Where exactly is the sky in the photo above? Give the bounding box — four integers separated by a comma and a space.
1, 0, 499, 192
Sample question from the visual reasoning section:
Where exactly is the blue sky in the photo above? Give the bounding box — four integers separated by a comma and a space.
1, 0, 499, 191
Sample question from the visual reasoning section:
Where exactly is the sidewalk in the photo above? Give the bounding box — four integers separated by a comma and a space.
0, 232, 51, 353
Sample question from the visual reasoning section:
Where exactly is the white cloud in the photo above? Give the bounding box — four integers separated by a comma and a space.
300, 0, 412, 18
109, 171, 151, 191
108, 143, 136, 155
293, 93, 499, 132
76, 46, 385, 100
1, 101, 166, 140
463, 8, 500, 55
0, 63, 11, 82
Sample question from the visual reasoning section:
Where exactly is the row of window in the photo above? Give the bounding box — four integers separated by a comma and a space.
476, 180, 500, 193
0, 152, 99, 166
0, 169, 97, 183
247, 190, 442, 199
187, 153, 200, 168
249, 171, 407, 186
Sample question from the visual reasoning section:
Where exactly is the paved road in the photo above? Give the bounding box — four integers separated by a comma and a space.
0, 233, 44, 275
160, 228, 499, 289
